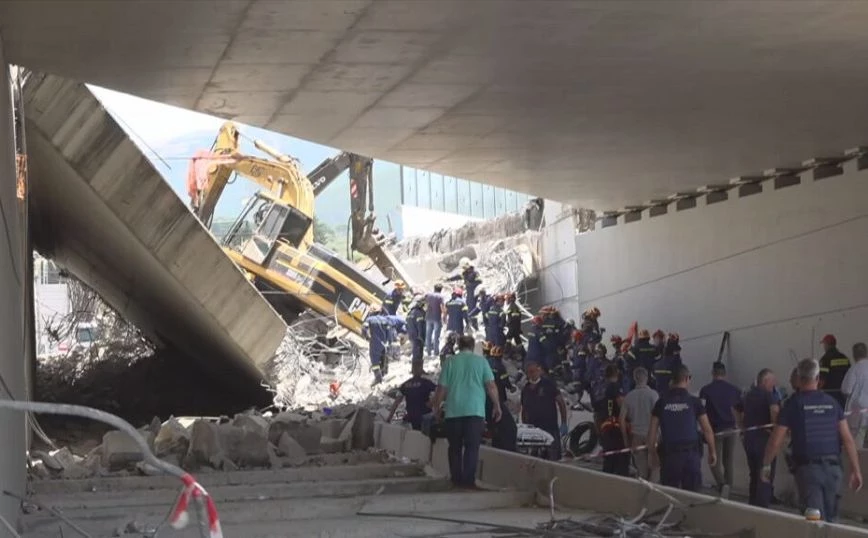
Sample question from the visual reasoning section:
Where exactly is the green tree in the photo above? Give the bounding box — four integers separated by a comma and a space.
313, 218, 336, 245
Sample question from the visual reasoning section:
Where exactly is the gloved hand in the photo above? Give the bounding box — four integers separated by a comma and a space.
559, 423, 569, 437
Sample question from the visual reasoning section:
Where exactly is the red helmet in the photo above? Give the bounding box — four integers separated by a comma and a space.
821, 334, 836, 346
610, 334, 623, 345
531, 316, 543, 325
667, 332, 680, 343
572, 330, 584, 343
452, 287, 464, 296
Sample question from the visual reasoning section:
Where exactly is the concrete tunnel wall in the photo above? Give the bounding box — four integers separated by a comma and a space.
0, 40, 27, 529
22, 72, 287, 399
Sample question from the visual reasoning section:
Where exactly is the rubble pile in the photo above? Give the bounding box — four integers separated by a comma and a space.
29, 405, 389, 481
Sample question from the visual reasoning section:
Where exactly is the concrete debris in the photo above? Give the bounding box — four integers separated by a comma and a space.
349, 408, 375, 451
102, 431, 144, 471
277, 432, 307, 465
218, 423, 270, 468
153, 417, 190, 458
185, 419, 224, 469
318, 418, 349, 438
232, 412, 270, 436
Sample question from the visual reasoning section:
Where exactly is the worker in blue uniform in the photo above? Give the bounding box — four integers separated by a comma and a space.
818, 334, 851, 408
386, 360, 436, 430
579, 307, 602, 347
504, 292, 523, 345
631, 329, 658, 390
652, 329, 666, 357
618, 341, 638, 391
610, 335, 632, 393
647, 365, 718, 492
446, 257, 483, 313
383, 313, 407, 372
486, 346, 517, 452
468, 286, 490, 331
483, 294, 507, 347
595, 363, 629, 476
587, 344, 612, 424
444, 287, 469, 334
762, 358, 863, 522
699, 361, 743, 497
526, 316, 546, 370
652, 333, 683, 397
362, 307, 393, 385
539, 306, 564, 374
405, 296, 427, 364
521, 361, 568, 461
382, 280, 407, 315
734, 368, 781, 507
439, 331, 459, 363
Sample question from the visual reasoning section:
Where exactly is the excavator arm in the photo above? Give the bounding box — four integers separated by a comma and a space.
306, 152, 415, 288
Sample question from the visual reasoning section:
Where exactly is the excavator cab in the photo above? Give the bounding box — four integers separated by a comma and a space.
222, 192, 312, 265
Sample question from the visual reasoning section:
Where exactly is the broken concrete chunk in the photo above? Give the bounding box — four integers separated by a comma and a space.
318, 418, 349, 439
148, 416, 162, 436
185, 420, 225, 469
232, 413, 269, 436
268, 415, 322, 454
218, 424, 269, 468
267, 443, 283, 470
277, 432, 307, 465
102, 432, 144, 471
154, 417, 191, 458
32, 450, 62, 472
320, 436, 349, 454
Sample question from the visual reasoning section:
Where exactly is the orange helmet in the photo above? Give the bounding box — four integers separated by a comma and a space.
638, 329, 650, 339
489, 345, 504, 357
531, 316, 543, 326
572, 330, 584, 343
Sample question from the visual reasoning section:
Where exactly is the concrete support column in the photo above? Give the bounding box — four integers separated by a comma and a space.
0, 36, 27, 530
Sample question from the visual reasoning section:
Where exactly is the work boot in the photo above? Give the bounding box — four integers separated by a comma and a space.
372, 370, 383, 386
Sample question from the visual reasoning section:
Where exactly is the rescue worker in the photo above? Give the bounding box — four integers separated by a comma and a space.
610, 335, 632, 393
425, 283, 447, 357
699, 362, 742, 498
446, 257, 483, 313
588, 344, 612, 423
558, 318, 577, 380
526, 316, 546, 370
596, 363, 629, 476
504, 292, 523, 348
468, 286, 490, 331
632, 329, 658, 389
762, 358, 863, 522
405, 296, 427, 364
484, 294, 507, 347
819, 334, 851, 408
734, 368, 780, 508
386, 360, 436, 430
439, 331, 459, 364
652, 330, 666, 357
521, 361, 569, 461
652, 333, 683, 397
445, 287, 470, 335
485, 345, 517, 452
361, 307, 392, 385
539, 306, 564, 374
383, 313, 407, 372
569, 332, 588, 398
620, 341, 638, 391
383, 280, 407, 315
648, 365, 718, 492
580, 307, 603, 347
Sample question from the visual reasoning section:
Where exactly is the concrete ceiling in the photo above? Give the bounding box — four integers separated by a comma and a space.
3, 1, 868, 210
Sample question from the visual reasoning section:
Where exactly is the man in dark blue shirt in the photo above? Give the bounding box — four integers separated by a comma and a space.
387, 361, 436, 430
521, 361, 568, 461
699, 362, 742, 497
735, 368, 780, 507
445, 288, 469, 334
648, 365, 717, 492
595, 364, 628, 476
763, 358, 863, 522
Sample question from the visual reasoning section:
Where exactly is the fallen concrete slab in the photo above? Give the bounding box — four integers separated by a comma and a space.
22, 72, 286, 393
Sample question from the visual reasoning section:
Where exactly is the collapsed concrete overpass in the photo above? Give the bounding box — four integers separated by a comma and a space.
24, 72, 287, 393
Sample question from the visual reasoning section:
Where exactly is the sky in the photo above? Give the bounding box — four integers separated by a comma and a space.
89, 86, 354, 226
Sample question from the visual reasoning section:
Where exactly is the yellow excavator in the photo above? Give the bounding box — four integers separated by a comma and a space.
188, 122, 413, 336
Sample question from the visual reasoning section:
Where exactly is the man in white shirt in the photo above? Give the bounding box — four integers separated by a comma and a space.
842, 342, 868, 447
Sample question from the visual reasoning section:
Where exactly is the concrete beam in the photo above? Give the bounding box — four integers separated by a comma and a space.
22, 72, 286, 396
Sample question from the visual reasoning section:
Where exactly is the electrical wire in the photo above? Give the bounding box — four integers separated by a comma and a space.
3, 490, 89, 538
0, 511, 21, 538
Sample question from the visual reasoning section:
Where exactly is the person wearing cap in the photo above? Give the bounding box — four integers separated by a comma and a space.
405, 296, 427, 364
819, 334, 851, 408
383, 280, 407, 315
735, 368, 780, 507
648, 365, 718, 492
596, 363, 629, 476
521, 361, 568, 461
762, 358, 863, 522
580, 307, 603, 347
445, 287, 470, 334
699, 362, 742, 498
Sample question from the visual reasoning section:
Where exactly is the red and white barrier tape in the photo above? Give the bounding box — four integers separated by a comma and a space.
578, 403, 868, 460
169, 473, 223, 538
